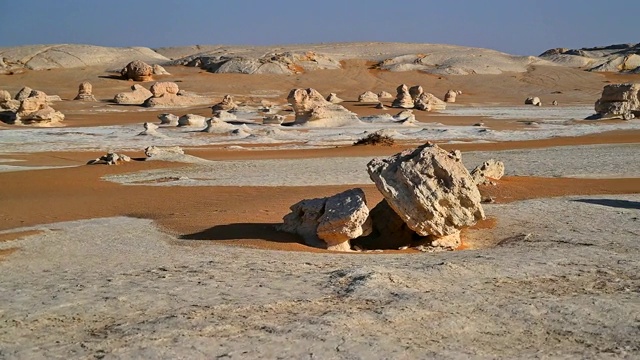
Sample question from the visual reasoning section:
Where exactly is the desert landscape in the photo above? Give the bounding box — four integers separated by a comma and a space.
0, 41, 639, 358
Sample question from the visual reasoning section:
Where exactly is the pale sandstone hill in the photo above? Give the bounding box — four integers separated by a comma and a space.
540, 43, 640, 73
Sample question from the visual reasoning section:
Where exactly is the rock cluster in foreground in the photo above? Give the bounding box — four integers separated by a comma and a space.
279, 143, 501, 252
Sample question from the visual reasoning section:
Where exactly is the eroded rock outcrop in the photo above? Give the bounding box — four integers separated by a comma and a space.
391, 84, 414, 109
202, 117, 236, 133
121, 60, 153, 81
525, 96, 542, 106
158, 113, 179, 125
114, 84, 153, 105
74, 81, 97, 101
287, 88, 360, 127
177, 114, 207, 127
594, 83, 640, 119
358, 91, 379, 103
87, 152, 131, 165
212, 95, 238, 113
414, 92, 447, 111
444, 90, 457, 103
263, 114, 286, 125
143, 82, 207, 108
15, 96, 65, 125
409, 85, 424, 101
378, 91, 393, 99
152, 64, 170, 75
470, 159, 505, 185
278, 188, 372, 251
326, 93, 343, 103
367, 143, 485, 248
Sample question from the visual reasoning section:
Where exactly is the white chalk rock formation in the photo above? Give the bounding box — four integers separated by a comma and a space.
0, 90, 20, 112
391, 84, 414, 109
367, 143, 485, 246
358, 91, 379, 103
87, 152, 131, 165
278, 188, 372, 251
114, 84, 153, 105
202, 118, 236, 133
152, 64, 170, 75
375, 102, 387, 110
121, 60, 153, 81
444, 90, 457, 103
594, 83, 639, 119
393, 109, 416, 124
263, 114, 286, 125
470, 159, 505, 185
138, 122, 161, 136
74, 81, 97, 101
378, 91, 393, 99
144, 146, 184, 160
525, 97, 542, 106
415, 93, 447, 111
15, 96, 65, 125
287, 88, 361, 127
143, 82, 206, 108
178, 114, 207, 127
158, 113, 179, 125
14, 87, 33, 101
409, 85, 424, 101
326, 93, 344, 103
212, 95, 238, 113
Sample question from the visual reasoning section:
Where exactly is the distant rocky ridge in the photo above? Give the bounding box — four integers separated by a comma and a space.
540, 43, 640, 73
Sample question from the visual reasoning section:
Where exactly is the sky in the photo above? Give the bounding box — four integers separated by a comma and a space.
0, 0, 638, 56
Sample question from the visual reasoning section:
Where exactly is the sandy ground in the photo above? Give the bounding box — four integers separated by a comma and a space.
1, 50, 639, 358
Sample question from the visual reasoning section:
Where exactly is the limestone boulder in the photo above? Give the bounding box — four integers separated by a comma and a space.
138, 122, 161, 136
14, 87, 33, 101
525, 96, 542, 106
444, 90, 457, 103
375, 102, 387, 110
74, 81, 97, 101
114, 84, 153, 105
144, 146, 184, 158
326, 93, 343, 103
212, 95, 238, 113
409, 85, 424, 101
263, 114, 286, 125
287, 88, 360, 127
367, 142, 485, 240
150, 81, 179, 97
278, 188, 372, 251
158, 113, 179, 125
143, 82, 206, 108
152, 64, 171, 75
415, 93, 447, 111
87, 152, 131, 165
178, 114, 207, 127
16, 97, 64, 125
378, 91, 393, 99
358, 91, 379, 103
202, 118, 236, 133
121, 60, 153, 81
391, 84, 414, 109
470, 159, 505, 185
0, 90, 20, 112
594, 83, 640, 118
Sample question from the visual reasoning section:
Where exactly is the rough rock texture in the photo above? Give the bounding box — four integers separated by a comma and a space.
138, 122, 160, 136
358, 91, 379, 103
377, 91, 393, 99
393, 109, 416, 124
278, 188, 372, 251
212, 95, 238, 113
0, 90, 20, 112
364, 199, 416, 249
414, 93, 447, 111
326, 93, 343, 103
287, 88, 360, 127
375, 102, 387, 110
113, 84, 153, 105
525, 96, 542, 106
367, 143, 485, 239
152, 64, 170, 75
178, 114, 207, 127
87, 152, 131, 165
158, 113, 179, 125
594, 83, 640, 118
14, 87, 33, 101
149, 82, 179, 97
143, 82, 207, 108
74, 81, 97, 101
470, 159, 505, 185
391, 84, 414, 109
14, 96, 65, 125
121, 60, 153, 81
216, 110, 237, 121
145, 146, 184, 158
444, 90, 457, 103
202, 118, 236, 133
540, 43, 640, 73
409, 85, 424, 101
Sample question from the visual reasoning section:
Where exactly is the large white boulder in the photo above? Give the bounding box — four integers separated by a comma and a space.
391, 84, 414, 109
594, 83, 640, 119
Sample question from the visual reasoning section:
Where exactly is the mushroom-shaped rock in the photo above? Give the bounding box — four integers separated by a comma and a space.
287, 88, 360, 127
326, 93, 343, 103
470, 159, 505, 185
409, 85, 424, 101
391, 84, 414, 109
74, 81, 97, 101
377, 91, 393, 99
212, 95, 238, 113
152, 64, 170, 75
114, 84, 153, 105
278, 188, 372, 251
121, 60, 153, 81
594, 83, 639, 118
415, 93, 447, 111
525, 96, 542, 106
158, 113, 179, 125
358, 91, 379, 103
367, 143, 485, 243
178, 114, 207, 127
444, 90, 457, 103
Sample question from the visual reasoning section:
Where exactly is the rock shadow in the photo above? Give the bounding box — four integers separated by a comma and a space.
180, 223, 303, 244
573, 198, 640, 210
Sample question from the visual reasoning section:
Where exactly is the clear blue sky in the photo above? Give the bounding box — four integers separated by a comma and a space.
0, 0, 637, 55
